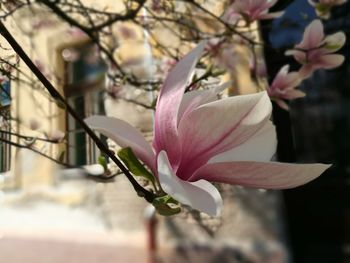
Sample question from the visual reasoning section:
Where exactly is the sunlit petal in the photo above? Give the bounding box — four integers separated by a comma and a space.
299, 64, 315, 79
259, 11, 285, 19
323, 32, 346, 52
177, 91, 272, 179
178, 82, 230, 124
284, 89, 306, 99
85, 116, 156, 173
297, 20, 324, 49
209, 120, 276, 163
190, 161, 331, 189
157, 151, 223, 216
318, 54, 345, 69
154, 41, 206, 168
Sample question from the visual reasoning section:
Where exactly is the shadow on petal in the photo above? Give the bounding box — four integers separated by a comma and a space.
157, 151, 223, 216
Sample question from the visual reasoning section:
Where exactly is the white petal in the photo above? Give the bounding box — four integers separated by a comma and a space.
209, 120, 277, 163
190, 161, 331, 189
176, 91, 272, 179
178, 82, 230, 124
157, 151, 223, 216
299, 64, 315, 79
323, 32, 346, 52
308, 0, 316, 6
318, 54, 345, 69
85, 115, 156, 173
259, 11, 285, 20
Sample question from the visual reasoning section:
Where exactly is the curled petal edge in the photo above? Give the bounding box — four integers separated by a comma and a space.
157, 151, 223, 216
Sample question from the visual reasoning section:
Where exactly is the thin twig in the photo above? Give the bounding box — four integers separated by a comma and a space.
0, 129, 61, 143
0, 21, 156, 203
0, 137, 71, 167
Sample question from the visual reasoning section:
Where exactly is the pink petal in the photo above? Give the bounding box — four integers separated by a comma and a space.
272, 65, 301, 91
285, 50, 307, 64
322, 32, 346, 53
275, 99, 290, 111
297, 20, 324, 50
335, 0, 347, 5
264, 0, 278, 9
208, 120, 276, 163
231, 0, 247, 12
308, 0, 316, 6
178, 82, 230, 124
317, 54, 345, 69
190, 161, 331, 189
85, 116, 156, 173
283, 72, 302, 89
222, 7, 241, 23
277, 65, 290, 77
277, 73, 302, 91
153, 42, 206, 169
299, 64, 315, 79
259, 11, 285, 20
177, 91, 272, 179
249, 0, 276, 20
157, 151, 223, 216
284, 89, 306, 99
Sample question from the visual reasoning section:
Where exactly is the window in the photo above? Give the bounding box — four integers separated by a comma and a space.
62, 43, 107, 166
0, 78, 11, 172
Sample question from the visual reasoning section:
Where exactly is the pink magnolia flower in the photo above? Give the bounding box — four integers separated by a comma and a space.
285, 20, 346, 78
86, 43, 330, 216
225, 0, 284, 24
267, 65, 304, 110
308, 0, 347, 19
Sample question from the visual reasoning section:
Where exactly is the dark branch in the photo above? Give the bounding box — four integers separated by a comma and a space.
0, 21, 156, 203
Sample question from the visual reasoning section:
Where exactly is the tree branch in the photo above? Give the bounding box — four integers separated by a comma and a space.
0, 21, 156, 203
0, 137, 71, 167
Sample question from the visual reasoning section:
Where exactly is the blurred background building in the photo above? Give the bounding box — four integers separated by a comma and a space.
0, 0, 349, 262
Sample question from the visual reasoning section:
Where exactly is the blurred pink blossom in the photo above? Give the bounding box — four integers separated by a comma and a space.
267, 65, 304, 110
225, 0, 284, 24
158, 57, 177, 76
285, 19, 346, 78
308, 0, 347, 19
207, 40, 238, 71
